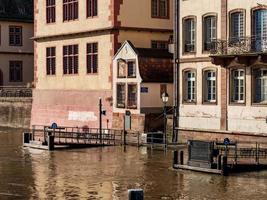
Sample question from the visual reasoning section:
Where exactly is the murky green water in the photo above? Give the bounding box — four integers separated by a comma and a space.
1, 128, 267, 199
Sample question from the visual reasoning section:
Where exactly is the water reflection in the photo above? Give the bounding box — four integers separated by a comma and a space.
1, 128, 267, 199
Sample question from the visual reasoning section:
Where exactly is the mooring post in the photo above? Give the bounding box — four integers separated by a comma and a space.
256, 142, 260, 165
48, 135, 55, 151
222, 156, 228, 176
217, 155, 222, 170
99, 98, 103, 145
137, 132, 140, 147
128, 189, 144, 200
173, 150, 178, 167
180, 150, 184, 165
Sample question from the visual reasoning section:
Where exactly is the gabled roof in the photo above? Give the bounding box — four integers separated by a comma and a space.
138, 57, 173, 83
0, 0, 33, 22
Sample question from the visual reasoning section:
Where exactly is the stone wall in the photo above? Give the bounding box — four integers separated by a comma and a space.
178, 129, 267, 144
0, 98, 32, 129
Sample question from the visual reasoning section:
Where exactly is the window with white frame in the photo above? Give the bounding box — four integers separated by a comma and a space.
254, 68, 267, 103
184, 18, 196, 53
127, 61, 136, 78
203, 16, 217, 51
204, 70, 216, 102
253, 9, 267, 52
184, 70, 196, 102
231, 69, 245, 103
116, 83, 126, 108
128, 84, 137, 109
230, 12, 244, 42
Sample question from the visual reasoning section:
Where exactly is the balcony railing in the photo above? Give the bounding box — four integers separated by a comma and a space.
0, 86, 32, 97
210, 36, 267, 55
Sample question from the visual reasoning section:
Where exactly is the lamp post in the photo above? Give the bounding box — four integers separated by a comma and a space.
161, 92, 169, 149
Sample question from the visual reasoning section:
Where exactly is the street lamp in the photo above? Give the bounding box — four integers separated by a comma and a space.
161, 92, 169, 149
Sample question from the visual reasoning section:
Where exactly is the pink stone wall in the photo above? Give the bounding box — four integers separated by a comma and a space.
31, 89, 113, 128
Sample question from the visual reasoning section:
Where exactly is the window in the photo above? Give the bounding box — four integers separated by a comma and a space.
231, 69, 245, 103
9, 26, 22, 46
203, 70, 216, 103
151, 40, 169, 49
253, 9, 267, 51
230, 11, 244, 42
253, 68, 267, 103
87, 0, 97, 17
63, 0, 78, 21
46, 0, 56, 23
151, 0, 169, 18
128, 84, 137, 109
184, 70, 196, 102
203, 16, 217, 51
127, 61, 136, 78
63, 45, 78, 74
117, 60, 126, 78
183, 18, 196, 53
87, 43, 98, 74
116, 83, 126, 108
46, 47, 56, 75
9, 61, 22, 82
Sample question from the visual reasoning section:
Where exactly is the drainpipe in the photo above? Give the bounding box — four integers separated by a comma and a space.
173, 0, 180, 142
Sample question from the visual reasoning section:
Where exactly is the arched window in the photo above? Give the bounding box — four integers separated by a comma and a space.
253, 68, 267, 103
203, 15, 217, 51
183, 17, 196, 53
230, 11, 245, 42
203, 69, 216, 103
183, 70, 196, 102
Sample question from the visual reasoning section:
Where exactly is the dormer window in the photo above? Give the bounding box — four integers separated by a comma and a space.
127, 61, 136, 78
117, 59, 127, 78
117, 59, 136, 78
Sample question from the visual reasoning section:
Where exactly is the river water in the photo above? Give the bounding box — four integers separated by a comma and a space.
1, 128, 267, 200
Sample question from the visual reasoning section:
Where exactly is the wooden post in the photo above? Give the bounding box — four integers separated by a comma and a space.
173, 150, 178, 167
48, 135, 55, 151
217, 155, 222, 170
128, 189, 143, 200
222, 156, 228, 176
137, 132, 140, 147
180, 150, 184, 165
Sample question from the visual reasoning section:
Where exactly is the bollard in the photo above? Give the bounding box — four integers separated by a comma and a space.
23, 132, 31, 144
48, 135, 55, 151
173, 150, 178, 167
217, 155, 222, 170
180, 150, 184, 165
222, 156, 228, 176
128, 189, 144, 200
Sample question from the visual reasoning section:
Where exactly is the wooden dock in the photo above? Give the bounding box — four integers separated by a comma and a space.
23, 125, 124, 150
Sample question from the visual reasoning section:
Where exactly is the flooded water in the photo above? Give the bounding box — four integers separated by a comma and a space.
1, 128, 267, 199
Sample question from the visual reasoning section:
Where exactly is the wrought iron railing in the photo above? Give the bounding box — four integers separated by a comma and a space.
210, 36, 267, 55
0, 86, 32, 97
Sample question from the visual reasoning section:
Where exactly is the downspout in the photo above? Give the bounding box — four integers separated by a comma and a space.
173, 0, 180, 142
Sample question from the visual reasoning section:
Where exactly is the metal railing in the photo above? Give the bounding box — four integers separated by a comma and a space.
31, 125, 123, 146
0, 86, 32, 97
210, 36, 267, 55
